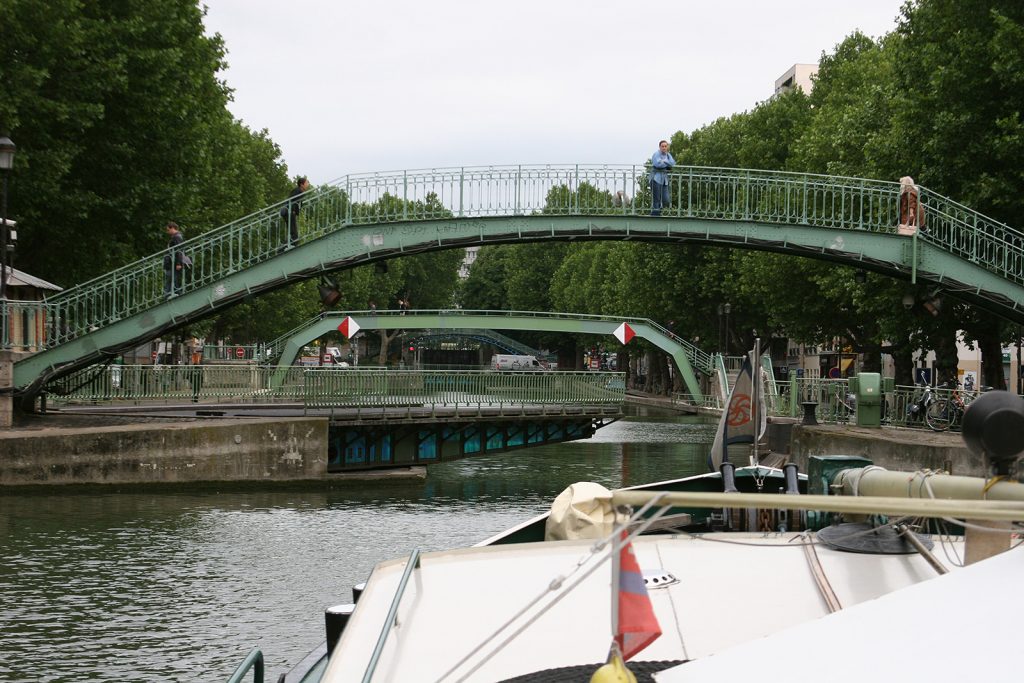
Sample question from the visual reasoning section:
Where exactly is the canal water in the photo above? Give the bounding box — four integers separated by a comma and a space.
0, 408, 714, 682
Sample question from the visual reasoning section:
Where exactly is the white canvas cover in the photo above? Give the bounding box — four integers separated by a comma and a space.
544, 482, 625, 541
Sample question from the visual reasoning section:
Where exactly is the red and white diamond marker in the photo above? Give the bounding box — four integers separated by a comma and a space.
613, 322, 635, 345
337, 316, 361, 338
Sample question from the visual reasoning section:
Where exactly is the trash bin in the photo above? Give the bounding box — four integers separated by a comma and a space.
854, 372, 882, 427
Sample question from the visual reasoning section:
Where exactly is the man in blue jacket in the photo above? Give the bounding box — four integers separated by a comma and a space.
650, 140, 675, 216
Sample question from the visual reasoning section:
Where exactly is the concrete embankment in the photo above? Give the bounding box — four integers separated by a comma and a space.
0, 414, 424, 489
629, 393, 978, 476
788, 422, 980, 476
0, 397, 977, 488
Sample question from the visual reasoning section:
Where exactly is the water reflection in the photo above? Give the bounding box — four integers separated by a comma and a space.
0, 410, 713, 682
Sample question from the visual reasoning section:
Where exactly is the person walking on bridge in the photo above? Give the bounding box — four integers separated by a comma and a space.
650, 140, 675, 216
163, 222, 186, 298
282, 176, 310, 249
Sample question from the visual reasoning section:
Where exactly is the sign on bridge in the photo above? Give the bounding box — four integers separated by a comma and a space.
613, 322, 636, 345
338, 316, 361, 338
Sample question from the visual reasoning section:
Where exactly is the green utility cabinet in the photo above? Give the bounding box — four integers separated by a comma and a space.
849, 372, 882, 427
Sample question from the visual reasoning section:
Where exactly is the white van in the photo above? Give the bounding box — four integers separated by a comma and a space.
491, 354, 543, 371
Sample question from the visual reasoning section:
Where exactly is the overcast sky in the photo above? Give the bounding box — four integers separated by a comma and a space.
202, 0, 906, 184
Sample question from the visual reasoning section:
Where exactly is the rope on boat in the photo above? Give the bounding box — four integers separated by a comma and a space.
895, 524, 949, 575
800, 532, 842, 612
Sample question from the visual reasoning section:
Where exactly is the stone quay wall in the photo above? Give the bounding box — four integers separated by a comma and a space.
0, 417, 330, 487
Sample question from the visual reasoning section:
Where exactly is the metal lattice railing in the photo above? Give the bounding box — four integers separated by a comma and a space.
304, 369, 625, 409
48, 364, 307, 405
5, 165, 1024, 352
46, 364, 625, 409
694, 376, 979, 431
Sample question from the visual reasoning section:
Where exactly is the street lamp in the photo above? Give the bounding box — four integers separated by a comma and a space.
717, 302, 731, 355
0, 135, 15, 301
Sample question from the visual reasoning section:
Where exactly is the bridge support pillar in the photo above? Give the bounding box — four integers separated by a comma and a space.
0, 349, 13, 428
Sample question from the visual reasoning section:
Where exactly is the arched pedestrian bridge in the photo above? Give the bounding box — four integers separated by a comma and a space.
7, 165, 1024, 397
265, 309, 713, 399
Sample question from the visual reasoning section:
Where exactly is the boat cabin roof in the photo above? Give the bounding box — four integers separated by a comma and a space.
323, 532, 963, 682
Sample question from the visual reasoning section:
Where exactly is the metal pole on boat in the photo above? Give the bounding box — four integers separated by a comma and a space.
610, 529, 621, 641
750, 338, 760, 467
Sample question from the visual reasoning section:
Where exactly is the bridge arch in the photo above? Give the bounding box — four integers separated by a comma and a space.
10, 165, 1024, 393
265, 310, 712, 400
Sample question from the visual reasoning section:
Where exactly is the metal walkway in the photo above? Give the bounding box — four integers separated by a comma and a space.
7, 164, 1024, 394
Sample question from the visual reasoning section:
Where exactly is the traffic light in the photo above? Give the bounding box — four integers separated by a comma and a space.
408, 345, 415, 352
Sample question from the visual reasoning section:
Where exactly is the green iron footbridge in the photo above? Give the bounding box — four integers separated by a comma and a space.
263, 309, 712, 400
6, 164, 1024, 398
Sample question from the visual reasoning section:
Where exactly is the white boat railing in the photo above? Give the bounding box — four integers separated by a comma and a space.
362, 548, 421, 683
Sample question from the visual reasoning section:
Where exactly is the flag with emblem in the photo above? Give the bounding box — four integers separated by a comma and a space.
613, 530, 661, 660
707, 349, 767, 471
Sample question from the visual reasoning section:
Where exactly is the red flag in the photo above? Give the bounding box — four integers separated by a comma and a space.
614, 532, 661, 660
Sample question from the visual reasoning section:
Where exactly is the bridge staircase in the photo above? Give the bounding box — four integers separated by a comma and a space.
713, 353, 779, 409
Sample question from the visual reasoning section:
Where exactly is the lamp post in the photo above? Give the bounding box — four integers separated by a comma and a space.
0, 135, 15, 301
717, 302, 731, 356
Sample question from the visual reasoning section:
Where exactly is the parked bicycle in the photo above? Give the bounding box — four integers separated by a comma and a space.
925, 379, 985, 431
905, 381, 936, 425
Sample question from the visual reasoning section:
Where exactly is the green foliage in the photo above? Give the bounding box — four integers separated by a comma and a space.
206, 281, 321, 344
791, 32, 898, 178
541, 182, 617, 215
0, 0, 291, 286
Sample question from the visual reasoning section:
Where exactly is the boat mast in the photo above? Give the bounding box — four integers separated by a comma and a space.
750, 337, 760, 467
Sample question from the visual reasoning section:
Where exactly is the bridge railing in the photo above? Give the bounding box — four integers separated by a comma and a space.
304, 369, 625, 409
45, 364, 625, 409
7, 165, 1024, 352
770, 377, 975, 429
47, 364, 307, 404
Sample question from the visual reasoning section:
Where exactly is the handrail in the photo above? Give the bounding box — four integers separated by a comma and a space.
362, 548, 421, 683
45, 365, 626, 408
225, 648, 264, 683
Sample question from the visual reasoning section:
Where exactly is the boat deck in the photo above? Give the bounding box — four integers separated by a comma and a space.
324, 531, 964, 682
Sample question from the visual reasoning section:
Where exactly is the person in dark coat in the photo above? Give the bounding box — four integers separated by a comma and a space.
163, 222, 185, 298
283, 176, 310, 248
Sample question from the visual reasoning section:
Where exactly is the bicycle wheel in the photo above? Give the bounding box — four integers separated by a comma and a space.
925, 398, 952, 431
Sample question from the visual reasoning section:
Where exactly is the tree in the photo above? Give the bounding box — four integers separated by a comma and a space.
0, 0, 291, 286
888, 0, 1024, 388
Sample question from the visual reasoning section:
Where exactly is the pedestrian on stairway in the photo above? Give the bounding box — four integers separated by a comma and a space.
282, 176, 310, 249
163, 222, 186, 298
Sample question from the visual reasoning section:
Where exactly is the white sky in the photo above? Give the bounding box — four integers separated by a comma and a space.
202, 0, 905, 184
